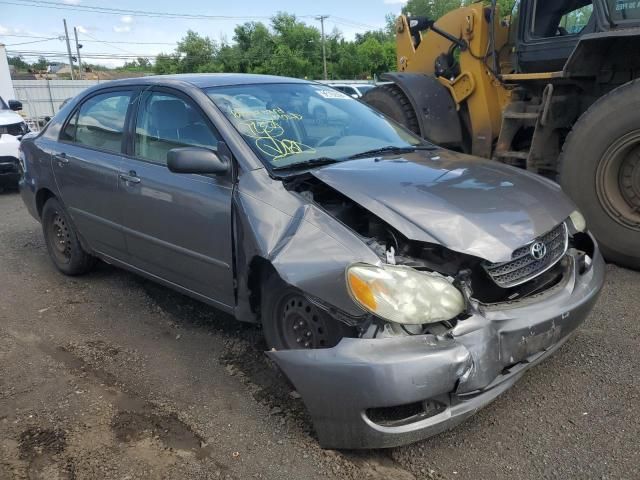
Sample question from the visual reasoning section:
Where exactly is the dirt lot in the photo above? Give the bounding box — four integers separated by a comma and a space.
1, 189, 639, 480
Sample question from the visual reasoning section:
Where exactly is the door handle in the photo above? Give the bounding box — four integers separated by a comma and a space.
53, 153, 69, 165
119, 171, 141, 184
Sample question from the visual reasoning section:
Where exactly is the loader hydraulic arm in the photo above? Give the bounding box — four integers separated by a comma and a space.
407, 16, 468, 51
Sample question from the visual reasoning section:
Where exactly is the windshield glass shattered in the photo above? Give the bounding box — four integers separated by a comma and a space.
206, 83, 424, 169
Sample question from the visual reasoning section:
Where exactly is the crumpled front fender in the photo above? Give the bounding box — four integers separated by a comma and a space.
233, 170, 380, 321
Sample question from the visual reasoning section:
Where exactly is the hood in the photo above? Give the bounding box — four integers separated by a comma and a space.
310, 150, 575, 263
0, 109, 25, 127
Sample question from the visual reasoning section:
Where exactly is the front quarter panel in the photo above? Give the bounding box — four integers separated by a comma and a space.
233, 169, 380, 321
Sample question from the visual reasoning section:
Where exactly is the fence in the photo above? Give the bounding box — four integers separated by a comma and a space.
12, 80, 99, 129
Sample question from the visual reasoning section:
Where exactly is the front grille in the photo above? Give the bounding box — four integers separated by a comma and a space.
483, 223, 568, 288
0, 121, 28, 137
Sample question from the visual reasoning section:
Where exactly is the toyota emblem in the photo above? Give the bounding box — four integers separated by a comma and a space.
530, 241, 547, 260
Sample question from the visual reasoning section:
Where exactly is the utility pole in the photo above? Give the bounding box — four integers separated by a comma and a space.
73, 26, 83, 80
316, 15, 329, 80
63, 19, 75, 80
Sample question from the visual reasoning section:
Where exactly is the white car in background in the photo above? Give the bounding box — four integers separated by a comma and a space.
0, 96, 28, 189
328, 83, 376, 98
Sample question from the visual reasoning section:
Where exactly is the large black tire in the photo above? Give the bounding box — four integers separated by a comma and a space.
42, 197, 96, 275
260, 272, 353, 351
560, 80, 640, 270
362, 84, 421, 135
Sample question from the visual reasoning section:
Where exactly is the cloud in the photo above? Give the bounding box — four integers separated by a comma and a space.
62, 0, 82, 4
75, 25, 93, 34
113, 15, 134, 33
0, 24, 23, 35
383, 0, 406, 4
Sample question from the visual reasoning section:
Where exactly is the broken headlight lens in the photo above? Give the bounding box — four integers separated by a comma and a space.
569, 210, 587, 232
346, 264, 465, 325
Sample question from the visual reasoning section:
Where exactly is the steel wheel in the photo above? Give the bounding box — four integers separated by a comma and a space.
276, 294, 332, 350
596, 131, 640, 232
47, 211, 72, 265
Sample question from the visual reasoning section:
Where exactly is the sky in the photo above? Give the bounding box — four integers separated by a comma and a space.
1, 0, 407, 68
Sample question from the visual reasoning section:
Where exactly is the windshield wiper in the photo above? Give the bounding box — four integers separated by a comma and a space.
272, 157, 342, 171
347, 145, 436, 160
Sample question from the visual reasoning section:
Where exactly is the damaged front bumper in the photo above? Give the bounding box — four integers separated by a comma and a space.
268, 251, 605, 449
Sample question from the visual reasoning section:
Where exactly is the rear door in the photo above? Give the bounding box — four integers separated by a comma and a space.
52, 89, 134, 259
117, 87, 234, 308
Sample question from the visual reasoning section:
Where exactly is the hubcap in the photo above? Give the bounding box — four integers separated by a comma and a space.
278, 295, 330, 350
596, 131, 640, 231
49, 212, 72, 263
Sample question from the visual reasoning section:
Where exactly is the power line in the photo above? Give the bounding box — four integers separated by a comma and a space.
4, 37, 60, 46
0, 0, 276, 20
1, 0, 381, 30
0, 33, 177, 45
79, 31, 138, 55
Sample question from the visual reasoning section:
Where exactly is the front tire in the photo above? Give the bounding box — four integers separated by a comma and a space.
560, 80, 640, 270
42, 198, 95, 275
260, 273, 353, 350
362, 84, 420, 135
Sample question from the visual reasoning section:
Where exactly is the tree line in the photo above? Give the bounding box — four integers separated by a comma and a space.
152, 1, 517, 78
9, 1, 518, 79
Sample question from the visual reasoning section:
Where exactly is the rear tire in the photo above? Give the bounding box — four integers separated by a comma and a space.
42, 198, 96, 275
260, 272, 354, 351
560, 80, 640, 270
362, 84, 421, 135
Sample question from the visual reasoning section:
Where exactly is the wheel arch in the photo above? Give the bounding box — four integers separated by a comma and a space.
35, 187, 56, 219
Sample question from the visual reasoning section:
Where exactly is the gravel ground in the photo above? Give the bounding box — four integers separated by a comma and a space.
0, 189, 638, 480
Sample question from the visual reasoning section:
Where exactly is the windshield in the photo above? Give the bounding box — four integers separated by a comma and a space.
0, 97, 8, 110
205, 83, 424, 169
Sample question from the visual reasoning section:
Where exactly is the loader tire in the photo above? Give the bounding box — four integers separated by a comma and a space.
560, 80, 640, 270
362, 84, 421, 135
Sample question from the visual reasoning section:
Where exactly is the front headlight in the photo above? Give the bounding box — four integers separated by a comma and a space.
346, 264, 465, 325
569, 210, 587, 232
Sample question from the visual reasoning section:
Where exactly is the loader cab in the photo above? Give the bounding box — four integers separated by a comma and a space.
513, 0, 606, 73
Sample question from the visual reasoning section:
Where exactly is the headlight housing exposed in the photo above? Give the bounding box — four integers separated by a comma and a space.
569, 210, 587, 232
346, 264, 465, 325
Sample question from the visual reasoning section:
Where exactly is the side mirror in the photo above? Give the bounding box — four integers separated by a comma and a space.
167, 147, 229, 175
8, 100, 22, 111
351, 93, 359, 99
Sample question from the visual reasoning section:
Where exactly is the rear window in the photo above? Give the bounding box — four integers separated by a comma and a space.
610, 1, 640, 21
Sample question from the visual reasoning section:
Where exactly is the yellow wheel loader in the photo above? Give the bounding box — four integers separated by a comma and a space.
363, 0, 640, 269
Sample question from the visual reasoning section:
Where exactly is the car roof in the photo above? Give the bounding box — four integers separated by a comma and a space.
90, 73, 313, 90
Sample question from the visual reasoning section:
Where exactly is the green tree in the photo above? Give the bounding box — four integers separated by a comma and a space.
7, 56, 30, 71
402, 0, 515, 20
176, 30, 218, 73
32, 56, 49, 71
154, 53, 180, 74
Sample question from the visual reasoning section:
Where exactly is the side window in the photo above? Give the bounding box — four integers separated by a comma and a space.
134, 92, 220, 165
60, 110, 79, 142
73, 91, 131, 153
530, 0, 594, 38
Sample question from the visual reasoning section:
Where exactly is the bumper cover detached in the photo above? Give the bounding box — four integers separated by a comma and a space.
268, 252, 605, 449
